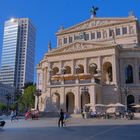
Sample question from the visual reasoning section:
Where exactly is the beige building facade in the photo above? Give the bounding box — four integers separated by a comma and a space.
37, 14, 140, 113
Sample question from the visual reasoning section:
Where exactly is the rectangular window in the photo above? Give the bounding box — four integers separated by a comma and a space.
122, 27, 127, 34
64, 38, 67, 44
69, 37, 72, 43
97, 32, 101, 39
84, 33, 89, 40
116, 28, 120, 36
91, 32, 95, 39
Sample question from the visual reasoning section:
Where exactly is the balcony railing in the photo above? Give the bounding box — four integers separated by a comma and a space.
51, 81, 61, 85
64, 80, 75, 84
79, 79, 91, 84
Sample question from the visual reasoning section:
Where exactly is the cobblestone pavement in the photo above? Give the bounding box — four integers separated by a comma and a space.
0, 118, 140, 140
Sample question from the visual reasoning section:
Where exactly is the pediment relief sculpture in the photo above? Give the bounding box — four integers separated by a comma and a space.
47, 42, 113, 56
57, 17, 135, 34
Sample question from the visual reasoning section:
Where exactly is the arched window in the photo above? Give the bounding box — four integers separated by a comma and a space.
89, 63, 97, 75
103, 62, 113, 83
65, 66, 71, 74
52, 67, 59, 76
125, 65, 133, 83
76, 64, 84, 74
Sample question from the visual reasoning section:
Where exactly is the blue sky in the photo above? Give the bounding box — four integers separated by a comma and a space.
0, 0, 140, 82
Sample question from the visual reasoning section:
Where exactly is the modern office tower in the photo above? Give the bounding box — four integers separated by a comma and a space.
0, 18, 36, 90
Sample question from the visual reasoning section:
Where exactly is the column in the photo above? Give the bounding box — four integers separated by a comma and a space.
60, 87, 65, 111
97, 56, 102, 70
90, 86, 96, 111
60, 61, 64, 85
74, 86, 81, 113
71, 59, 74, 75
43, 68, 47, 92
135, 58, 139, 84
84, 58, 88, 74
47, 62, 51, 85
112, 55, 118, 84
97, 56, 102, 82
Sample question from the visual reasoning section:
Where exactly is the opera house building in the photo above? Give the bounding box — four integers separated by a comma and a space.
36, 13, 140, 114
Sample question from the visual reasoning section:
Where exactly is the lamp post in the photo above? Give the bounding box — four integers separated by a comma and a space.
35, 89, 42, 111
114, 85, 128, 111
14, 89, 22, 115
81, 86, 89, 110
5, 92, 11, 113
123, 86, 129, 111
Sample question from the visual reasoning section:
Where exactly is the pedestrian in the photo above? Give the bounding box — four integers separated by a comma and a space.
58, 109, 64, 127
10, 110, 17, 122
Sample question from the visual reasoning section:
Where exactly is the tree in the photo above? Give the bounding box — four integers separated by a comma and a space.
0, 103, 6, 112
19, 84, 36, 112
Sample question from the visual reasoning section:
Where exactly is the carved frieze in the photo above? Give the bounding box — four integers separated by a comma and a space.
63, 19, 131, 33
63, 43, 91, 53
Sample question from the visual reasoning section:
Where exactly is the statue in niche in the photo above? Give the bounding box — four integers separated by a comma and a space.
130, 26, 135, 34
107, 66, 112, 82
103, 30, 107, 38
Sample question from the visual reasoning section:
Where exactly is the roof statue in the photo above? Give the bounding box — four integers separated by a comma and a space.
90, 6, 99, 18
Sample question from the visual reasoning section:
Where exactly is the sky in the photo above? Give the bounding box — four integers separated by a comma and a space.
0, 0, 140, 82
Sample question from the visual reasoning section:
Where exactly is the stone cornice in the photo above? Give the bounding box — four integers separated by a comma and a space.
45, 41, 118, 57
56, 17, 137, 36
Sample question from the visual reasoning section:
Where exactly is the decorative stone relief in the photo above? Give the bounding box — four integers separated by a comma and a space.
51, 62, 60, 68
103, 30, 108, 38
75, 59, 84, 65
63, 43, 92, 53
63, 61, 72, 67
129, 26, 135, 34
68, 20, 123, 32
102, 56, 113, 63
88, 58, 98, 65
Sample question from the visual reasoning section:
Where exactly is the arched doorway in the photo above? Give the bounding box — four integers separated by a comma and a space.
66, 92, 75, 113
81, 92, 90, 111
127, 95, 135, 111
52, 93, 60, 111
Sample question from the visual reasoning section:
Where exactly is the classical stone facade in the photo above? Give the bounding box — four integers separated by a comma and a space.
37, 14, 140, 113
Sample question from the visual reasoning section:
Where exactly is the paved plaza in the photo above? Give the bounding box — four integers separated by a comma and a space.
0, 117, 140, 140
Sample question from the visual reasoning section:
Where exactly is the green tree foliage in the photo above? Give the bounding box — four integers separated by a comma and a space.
19, 84, 36, 112
0, 103, 6, 112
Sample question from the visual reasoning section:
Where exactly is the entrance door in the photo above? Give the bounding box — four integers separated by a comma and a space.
66, 92, 75, 113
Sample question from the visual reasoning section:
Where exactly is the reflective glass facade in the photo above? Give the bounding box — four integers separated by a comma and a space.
0, 18, 36, 89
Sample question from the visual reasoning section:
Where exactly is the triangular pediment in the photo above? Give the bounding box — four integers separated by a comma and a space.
56, 16, 136, 35
46, 41, 115, 56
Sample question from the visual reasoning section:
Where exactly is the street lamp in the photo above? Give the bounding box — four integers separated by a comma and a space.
5, 92, 12, 113
35, 89, 42, 111
81, 86, 89, 110
114, 85, 129, 111
122, 86, 129, 111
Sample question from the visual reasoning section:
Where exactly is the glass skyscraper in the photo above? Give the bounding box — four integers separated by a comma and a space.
0, 18, 36, 89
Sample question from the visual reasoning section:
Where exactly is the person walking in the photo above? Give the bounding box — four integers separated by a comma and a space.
58, 109, 64, 127
10, 110, 16, 122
